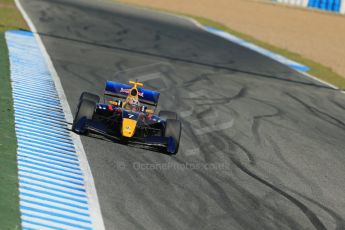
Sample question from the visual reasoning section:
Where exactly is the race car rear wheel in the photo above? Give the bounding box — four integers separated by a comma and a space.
159, 111, 177, 120
72, 99, 96, 134
164, 119, 181, 154
79, 92, 100, 104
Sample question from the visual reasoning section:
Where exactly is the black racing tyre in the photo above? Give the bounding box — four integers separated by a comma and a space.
79, 92, 100, 104
159, 110, 177, 120
72, 99, 96, 134
164, 119, 181, 154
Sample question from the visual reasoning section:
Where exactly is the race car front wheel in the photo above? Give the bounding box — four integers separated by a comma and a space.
79, 92, 100, 104
164, 119, 181, 154
72, 99, 96, 134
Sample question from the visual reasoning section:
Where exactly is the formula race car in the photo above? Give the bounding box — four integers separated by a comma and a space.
72, 80, 182, 154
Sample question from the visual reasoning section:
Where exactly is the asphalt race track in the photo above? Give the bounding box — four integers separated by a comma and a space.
19, 0, 345, 229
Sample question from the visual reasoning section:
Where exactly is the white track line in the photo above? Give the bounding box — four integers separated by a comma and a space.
15, 0, 105, 229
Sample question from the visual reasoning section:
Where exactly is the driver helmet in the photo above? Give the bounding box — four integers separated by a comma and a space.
128, 97, 140, 111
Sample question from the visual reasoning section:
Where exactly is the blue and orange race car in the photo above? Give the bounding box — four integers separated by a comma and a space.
72, 80, 181, 154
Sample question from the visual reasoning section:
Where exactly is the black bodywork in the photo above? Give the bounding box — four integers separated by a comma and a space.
74, 103, 178, 153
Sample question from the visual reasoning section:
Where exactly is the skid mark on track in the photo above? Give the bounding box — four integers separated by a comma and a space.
193, 120, 234, 136
249, 98, 284, 144
206, 129, 328, 230
286, 93, 345, 131
291, 190, 345, 229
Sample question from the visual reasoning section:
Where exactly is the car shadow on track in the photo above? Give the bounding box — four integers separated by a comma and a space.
69, 129, 173, 156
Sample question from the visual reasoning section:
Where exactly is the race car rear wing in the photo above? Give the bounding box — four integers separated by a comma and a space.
104, 81, 160, 106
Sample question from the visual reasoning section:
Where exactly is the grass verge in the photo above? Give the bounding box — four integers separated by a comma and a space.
0, 0, 28, 229
0, 0, 28, 33
116, 1, 345, 90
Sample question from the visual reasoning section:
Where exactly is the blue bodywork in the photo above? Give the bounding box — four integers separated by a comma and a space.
105, 81, 160, 106
75, 82, 179, 154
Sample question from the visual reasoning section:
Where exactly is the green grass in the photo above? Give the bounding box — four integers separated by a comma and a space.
0, 0, 28, 229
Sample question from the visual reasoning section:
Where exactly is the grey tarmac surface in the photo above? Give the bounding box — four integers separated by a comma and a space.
19, 0, 345, 229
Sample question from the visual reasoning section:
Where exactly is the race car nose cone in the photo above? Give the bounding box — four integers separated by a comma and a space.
121, 118, 137, 137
